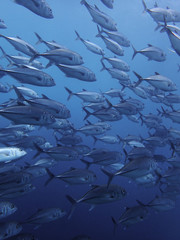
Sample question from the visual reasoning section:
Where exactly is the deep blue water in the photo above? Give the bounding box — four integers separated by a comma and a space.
0, 0, 180, 240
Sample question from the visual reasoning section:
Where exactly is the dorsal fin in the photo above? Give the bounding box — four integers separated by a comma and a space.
42, 94, 49, 99
147, 44, 153, 47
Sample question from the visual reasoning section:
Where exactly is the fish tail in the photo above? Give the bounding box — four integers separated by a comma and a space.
105, 98, 113, 109
101, 168, 114, 189
92, 136, 98, 145
131, 45, 138, 60
66, 195, 77, 219
74, 30, 82, 41
80, 159, 91, 169
142, 0, 148, 13
44, 168, 55, 186
34, 32, 44, 45
96, 25, 103, 37
13, 85, 26, 102
33, 143, 44, 159
111, 216, 118, 236
100, 59, 107, 71
29, 54, 39, 63
64, 87, 74, 101
133, 71, 143, 87
154, 22, 163, 31
0, 46, 7, 59
83, 108, 92, 120
116, 135, 122, 144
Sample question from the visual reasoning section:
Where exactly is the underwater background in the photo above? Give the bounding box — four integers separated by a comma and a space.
0, 0, 180, 239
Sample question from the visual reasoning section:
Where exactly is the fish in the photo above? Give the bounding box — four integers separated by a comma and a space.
102, 157, 157, 187
56, 64, 96, 82
132, 44, 166, 61
0, 65, 55, 87
0, 202, 17, 219
14, 0, 53, 19
55, 134, 82, 146
24, 208, 66, 225
45, 167, 96, 186
0, 184, 35, 199
0, 105, 56, 126
0, 46, 44, 69
14, 87, 71, 119
66, 184, 126, 218
101, 56, 130, 71
81, 0, 117, 31
13, 86, 39, 99
75, 31, 104, 55
101, 62, 130, 85
0, 147, 26, 163
93, 135, 120, 145
65, 87, 105, 103
142, 0, 176, 23
137, 197, 175, 211
134, 71, 177, 92
103, 88, 126, 98
160, 21, 180, 56
96, 26, 130, 47
83, 107, 123, 121
97, 26, 124, 56
31, 48, 84, 68
112, 205, 148, 231
34, 32, 67, 50
0, 222, 22, 239
0, 34, 38, 57
34, 145, 79, 161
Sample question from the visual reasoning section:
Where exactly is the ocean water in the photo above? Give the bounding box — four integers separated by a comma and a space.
0, 0, 180, 240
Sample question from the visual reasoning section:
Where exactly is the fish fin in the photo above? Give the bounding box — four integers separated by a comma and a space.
83, 107, 92, 120
80, 0, 86, 5
29, 54, 39, 63
96, 25, 103, 37
100, 59, 107, 71
64, 87, 74, 101
133, 71, 143, 87
66, 195, 77, 219
45, 61, 53, 69
75, 30, 82, 41
111, 216, 118, 236
34, 32, 44, 45
42, 94, 49, 99
142, 0, 148, 13
101, 168, 114, 189
155, 72, 160, 75
131, 45, 138, 60
80, 159, 91, 169
13, 85, 26, 102
44, 168, 55, 186
92, 136, 98, 145
33, 143, 44, 159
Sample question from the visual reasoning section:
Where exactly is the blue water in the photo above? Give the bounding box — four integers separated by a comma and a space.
0, 0, 180, 239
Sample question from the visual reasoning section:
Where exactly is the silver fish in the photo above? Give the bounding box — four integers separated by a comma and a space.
75, 31, 104, 55
132, 44, 166, 61
0, 34, 38, 57
0, 222, 22, 239
81, 0, 117, 31
57, 64, 96, 82
14, 0, 53, 19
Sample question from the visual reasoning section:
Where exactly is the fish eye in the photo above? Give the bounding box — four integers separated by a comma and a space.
10, 204, 15, 209
121, 189, 126, 195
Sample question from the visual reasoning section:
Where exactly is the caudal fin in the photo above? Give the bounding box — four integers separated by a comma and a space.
101, 168, 115, 189
132, 45, 138, 60
44, 168, 55, 186
34, 32, 44, 45
66, 195, 77, 219
64, 87, 74, 101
